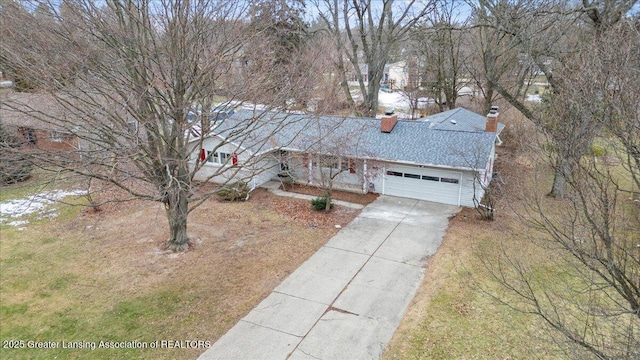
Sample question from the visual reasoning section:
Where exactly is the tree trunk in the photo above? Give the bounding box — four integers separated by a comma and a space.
366, 68, 383, 117
165, 185, 190, 251
445, 88, 457, 110
483, 87, 494, 115
337, 54, 357, 111
324, 190, 332, 212
549, 156, 569, 198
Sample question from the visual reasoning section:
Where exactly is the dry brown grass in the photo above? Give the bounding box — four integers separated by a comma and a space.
382, 142, 560, 359
0, 187, 361, 359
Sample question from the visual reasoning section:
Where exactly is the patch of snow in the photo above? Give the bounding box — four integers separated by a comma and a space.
417, 97, 435, 104
378, 91, 411, 110
241, 103, 269, 111
377, 92, 438, 115
458, 86, 474, 96
526, 94, 542, 103
7, 220, 28, 227
42, 212, 59, 219
0, 189, 86, 226
349, 89, 364, 103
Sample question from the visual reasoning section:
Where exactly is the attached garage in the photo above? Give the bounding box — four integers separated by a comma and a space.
382, 164, 464, 206
190, 106, 502, 208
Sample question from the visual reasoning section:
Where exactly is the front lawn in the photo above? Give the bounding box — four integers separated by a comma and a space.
0, 182, 361, 359
383, 143, 639, 359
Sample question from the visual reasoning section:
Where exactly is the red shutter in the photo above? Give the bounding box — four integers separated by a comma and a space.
200, 148, 206, 161
232, 153, 238, 166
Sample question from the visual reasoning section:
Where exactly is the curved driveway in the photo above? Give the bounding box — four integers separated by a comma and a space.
199, 196, 459, 360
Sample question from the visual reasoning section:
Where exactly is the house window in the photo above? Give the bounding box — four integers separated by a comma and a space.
49, 131, 65, 142
386, 171, 402, 177
126, 121, 138, 133
19, 127, 37, 145
319, 156, 340, 170
422, 175, 439, 181
327, 157, 340, 170
340, 158, 350, 172
441, 177, 459, 184
219, 152, 230, 164
207, 150, 232, 165
404, 173, 420, 179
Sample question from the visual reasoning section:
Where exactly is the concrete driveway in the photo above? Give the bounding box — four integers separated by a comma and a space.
198, 196, 459, 360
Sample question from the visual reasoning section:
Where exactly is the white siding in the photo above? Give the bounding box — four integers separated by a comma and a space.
286, 154, 366, 193
190, 137, 279, 188
189, 139, 493, 207
459, 171, 482, 207
283, 156, 307, 183
369, 164, 385, 193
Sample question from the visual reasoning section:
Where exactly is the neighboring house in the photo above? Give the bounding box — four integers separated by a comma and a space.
189, 106, 504, 207
347, 63, 369, 86
0, 92, 79, 152
383, 61, 409, 91
348, 60, 410, 91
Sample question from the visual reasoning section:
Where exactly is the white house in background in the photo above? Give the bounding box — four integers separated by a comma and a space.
347, 60, 409, 91
188, 107, 504, 207
383, 61, 409, 91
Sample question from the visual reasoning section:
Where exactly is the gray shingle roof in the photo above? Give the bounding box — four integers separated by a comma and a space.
204, 108, 503, 171
0, 92, 72, 132
421, 107, 506, 134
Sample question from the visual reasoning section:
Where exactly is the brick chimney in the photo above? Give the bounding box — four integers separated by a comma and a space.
381, 110, 398, 133
486, 106, 499, 133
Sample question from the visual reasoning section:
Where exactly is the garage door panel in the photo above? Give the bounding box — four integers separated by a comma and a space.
383, 165, 461, 206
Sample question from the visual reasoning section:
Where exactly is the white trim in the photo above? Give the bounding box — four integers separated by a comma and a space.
382, 163, 463, 205
382, 164, 386, 194
362, 159, 368, 193
457, 172, 463, 206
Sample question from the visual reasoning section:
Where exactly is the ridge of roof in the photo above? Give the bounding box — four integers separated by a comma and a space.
196, 108, 501, 170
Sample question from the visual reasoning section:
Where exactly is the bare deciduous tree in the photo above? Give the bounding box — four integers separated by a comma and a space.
480, 15, 640, 359
285, 115, 376, 211
0, 0, 316, 250
412, 0, 469, 111
470, 0, 637, 198
312, 0, 434, 117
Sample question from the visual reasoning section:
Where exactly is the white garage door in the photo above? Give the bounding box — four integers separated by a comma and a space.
383, 164, 462, 205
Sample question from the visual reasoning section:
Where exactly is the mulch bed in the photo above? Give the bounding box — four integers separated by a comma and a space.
280, 183, 379, 206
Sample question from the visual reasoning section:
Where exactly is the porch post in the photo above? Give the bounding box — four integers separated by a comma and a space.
308, 156, 313, 185
362, 159, 368, 193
